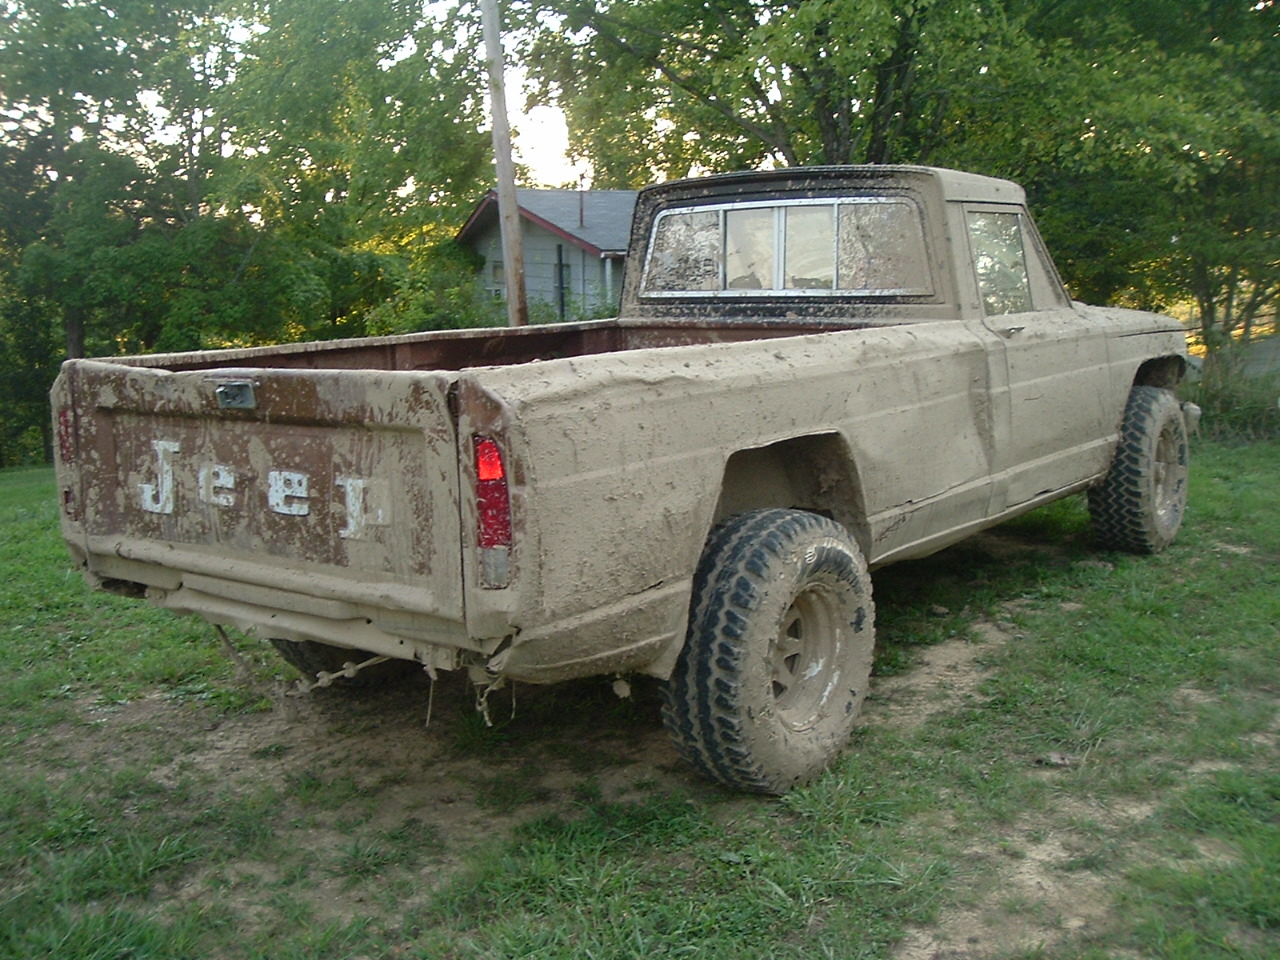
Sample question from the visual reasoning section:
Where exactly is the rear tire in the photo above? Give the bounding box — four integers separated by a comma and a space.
662, 509, 875, 794
1088, 385, 1189, 553
268, 638, 416, 688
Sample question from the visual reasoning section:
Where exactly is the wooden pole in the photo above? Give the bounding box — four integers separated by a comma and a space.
480, 0, 528, 327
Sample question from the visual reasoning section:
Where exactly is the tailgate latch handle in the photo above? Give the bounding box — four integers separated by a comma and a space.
214, 380, 257, 410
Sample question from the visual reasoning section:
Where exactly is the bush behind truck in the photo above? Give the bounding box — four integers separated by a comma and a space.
52, 166, 1195, 793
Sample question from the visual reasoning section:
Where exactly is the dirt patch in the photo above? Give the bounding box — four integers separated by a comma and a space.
20, 578, 1046, 946
865, 618, 1017, 732
860, 617, 1129, 959
21, 668, 694, 937
894, 834, 1114, 959
26, 605, 1039, 944
890, 788, 1161, 960
17, 559, 1263, 955
878, 661, 1274, 959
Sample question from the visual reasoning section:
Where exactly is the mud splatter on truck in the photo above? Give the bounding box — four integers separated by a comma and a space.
52, 166, 1194, 793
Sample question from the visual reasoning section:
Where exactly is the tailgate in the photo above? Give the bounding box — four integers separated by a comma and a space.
57, 359, 463, 624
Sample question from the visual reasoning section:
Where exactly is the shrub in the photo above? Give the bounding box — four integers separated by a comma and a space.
1182, 345, 1280, 441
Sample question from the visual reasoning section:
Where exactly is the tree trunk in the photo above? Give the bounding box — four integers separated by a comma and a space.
65, 306, 86, 359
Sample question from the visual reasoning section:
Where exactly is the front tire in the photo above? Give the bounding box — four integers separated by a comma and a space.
1088, 385, 1189, 553
662, 509, 875, 794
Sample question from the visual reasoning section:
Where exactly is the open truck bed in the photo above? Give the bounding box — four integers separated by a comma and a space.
53, 167, 1193, 793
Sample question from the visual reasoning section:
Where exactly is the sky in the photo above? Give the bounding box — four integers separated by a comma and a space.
511, 103, 589, 186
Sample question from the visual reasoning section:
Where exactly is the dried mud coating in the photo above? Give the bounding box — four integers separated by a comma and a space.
52, 165, 1190, 792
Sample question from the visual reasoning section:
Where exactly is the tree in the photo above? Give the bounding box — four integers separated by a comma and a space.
520, 0, 1037, 185
0, 287, 59, 466
1, 0, 168, 356
1012, 0, 1280, 351
0, 0, 497, 464
523, 0, 1280, 355
221, 0, 492, 338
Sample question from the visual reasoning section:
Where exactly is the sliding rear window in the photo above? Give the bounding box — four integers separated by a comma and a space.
641, 197, 933, 298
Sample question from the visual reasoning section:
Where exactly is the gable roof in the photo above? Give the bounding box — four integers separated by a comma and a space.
457, 188, 639, 258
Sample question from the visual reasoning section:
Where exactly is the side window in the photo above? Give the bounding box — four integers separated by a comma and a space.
966, 210, 1032, 316
1022, 221, 1072, 309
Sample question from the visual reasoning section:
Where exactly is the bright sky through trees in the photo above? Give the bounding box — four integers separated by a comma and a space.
0, 0, 1276, 466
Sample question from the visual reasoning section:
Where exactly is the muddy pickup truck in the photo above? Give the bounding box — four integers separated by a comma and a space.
52, 166, 1194, 793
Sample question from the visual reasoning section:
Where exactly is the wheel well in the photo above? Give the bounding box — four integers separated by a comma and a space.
1134, 355, 1185, 390
713, 434, 870, 557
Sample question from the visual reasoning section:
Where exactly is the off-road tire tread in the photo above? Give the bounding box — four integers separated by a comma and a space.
661, 509, 872, 794
1088, 385, 1188, 554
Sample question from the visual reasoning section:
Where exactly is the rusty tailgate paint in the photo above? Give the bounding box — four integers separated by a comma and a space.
59, 360, 480, 660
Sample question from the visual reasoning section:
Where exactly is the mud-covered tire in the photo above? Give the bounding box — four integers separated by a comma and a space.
268, 638, 416, 688
1088, 385, 1189, 554
661, 509, 875, 794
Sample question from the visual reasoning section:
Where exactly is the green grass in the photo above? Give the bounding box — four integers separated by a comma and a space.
1, 440, 1277, 958
0, 468, 265, 735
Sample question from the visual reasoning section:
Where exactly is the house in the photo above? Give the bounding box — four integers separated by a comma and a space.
457, 188, 639, 319
1242, 332, 1280, 377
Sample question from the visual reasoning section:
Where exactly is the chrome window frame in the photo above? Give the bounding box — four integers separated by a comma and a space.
639, 196, 934, 298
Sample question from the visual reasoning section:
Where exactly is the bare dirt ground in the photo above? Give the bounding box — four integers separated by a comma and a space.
869, 615, 1148, 960
50, 663, 701, 932
18, 525, 1222, 957
39, 606, 1081, 955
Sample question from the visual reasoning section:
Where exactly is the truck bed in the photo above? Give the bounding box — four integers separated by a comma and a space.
99, 317, 866, 373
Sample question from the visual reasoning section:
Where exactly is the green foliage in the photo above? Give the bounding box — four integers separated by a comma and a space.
0, 288, 59, 466
1182, 353, 1280, 442
0, 0, 493, 464
4, 0, 1278, 469
1126, 769, 1280, 957
1023, 5, 1280, 347
525, 0, 1280, 357
365, 237, 505, 335
1, 439, 1280, 957
523, 0, 1036, 183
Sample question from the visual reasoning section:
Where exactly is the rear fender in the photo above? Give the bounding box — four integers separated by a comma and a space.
713, 433, 869, 558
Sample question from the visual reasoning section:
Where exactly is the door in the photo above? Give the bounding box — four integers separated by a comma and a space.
964, 204, 1115, 507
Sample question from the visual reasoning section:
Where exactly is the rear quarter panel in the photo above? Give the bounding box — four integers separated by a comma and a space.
467, 319, 1001, 680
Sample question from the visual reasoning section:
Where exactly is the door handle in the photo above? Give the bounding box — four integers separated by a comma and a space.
999, 325, 1025, 338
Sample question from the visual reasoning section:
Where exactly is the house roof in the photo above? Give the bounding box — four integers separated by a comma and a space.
456, 188, 639, 258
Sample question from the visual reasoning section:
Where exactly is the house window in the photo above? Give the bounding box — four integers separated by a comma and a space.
489, 262, 505, 300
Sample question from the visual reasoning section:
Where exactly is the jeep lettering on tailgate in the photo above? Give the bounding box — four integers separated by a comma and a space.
53, 165, 1193, 794
136, 438, 389, 540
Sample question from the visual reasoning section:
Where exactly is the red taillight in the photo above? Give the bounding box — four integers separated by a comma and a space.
474, 436, 511, 549
475, 436, 506, 482
57, 409, 75, 464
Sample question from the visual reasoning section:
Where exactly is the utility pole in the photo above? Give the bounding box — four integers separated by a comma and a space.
480, 0, 528, 327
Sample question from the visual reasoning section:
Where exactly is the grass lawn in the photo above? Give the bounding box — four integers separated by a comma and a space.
1, 439, 1277, 959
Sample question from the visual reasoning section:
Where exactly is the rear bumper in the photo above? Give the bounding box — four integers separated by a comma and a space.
76, 535, 490, 669
486, 579, 691, 683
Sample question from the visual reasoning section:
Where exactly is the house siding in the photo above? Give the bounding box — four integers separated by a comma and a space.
476, 222, 623, 319
459, 188, 637, 321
